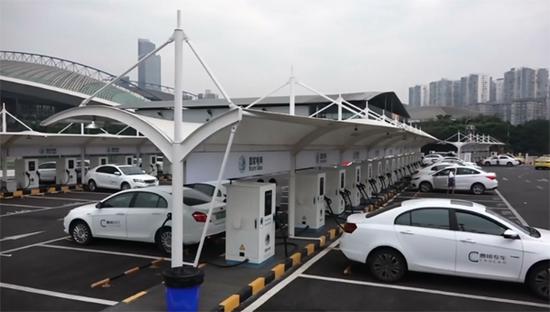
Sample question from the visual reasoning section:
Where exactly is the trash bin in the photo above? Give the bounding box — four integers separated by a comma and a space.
162, 266, 204, 312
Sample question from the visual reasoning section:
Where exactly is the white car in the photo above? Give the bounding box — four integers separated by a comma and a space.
185, 180, 228, 202
440, 157, 481, 169
411, 162, 456, 178
85, 164, 158, 191
63, 186, 226, 253
37, 161, 56, 183
340, 198, 550, 299
411, 166, 497, 195
421, 154, 443, 166
483, 155, 520, 167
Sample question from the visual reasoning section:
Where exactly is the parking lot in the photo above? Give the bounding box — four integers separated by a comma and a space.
0, 190, 176, 311
243, 165, 550, 311
1, 165, 548, 311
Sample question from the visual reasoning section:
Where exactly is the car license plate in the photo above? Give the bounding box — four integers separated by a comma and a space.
215, 211, 226, 219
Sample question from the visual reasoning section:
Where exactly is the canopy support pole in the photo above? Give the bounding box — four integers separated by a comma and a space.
172, 11, 185, 268
287, 153, 296, 237
289, 66, 295, 116
193, 123, 239, 267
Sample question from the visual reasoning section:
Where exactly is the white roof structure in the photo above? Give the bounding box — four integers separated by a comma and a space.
40, 105, 436, 164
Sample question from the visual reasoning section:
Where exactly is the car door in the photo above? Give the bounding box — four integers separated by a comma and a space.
432, 168, 455, 190
491, 156, 499, 165
394, 208, 456, 274
93, 166, 109, 188
90, 192, 134, 239
125, 191, 169, 241
105, 166, 122, 189
455, 167, 480, 191
454, 210, 523, 281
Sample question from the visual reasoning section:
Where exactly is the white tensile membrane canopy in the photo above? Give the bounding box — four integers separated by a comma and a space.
41, 104, 436, 267
39, 10, 436, 268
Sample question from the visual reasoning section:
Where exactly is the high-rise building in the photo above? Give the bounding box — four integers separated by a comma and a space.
408, 85, 421, 107
495, 78, 504, 103
420, 85, 430, 107
138, 39, 161, 91
451, 80, 462, 107
535, 68, 549, 99
465, 74, 490, 104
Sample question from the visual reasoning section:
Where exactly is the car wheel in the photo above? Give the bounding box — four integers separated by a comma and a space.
527, 262, 549, 299
419, 182, 432, 193
88, 180, 97, 192
507, 162, 513, 167
156, 227, 171, 254
121, 182, 131, 190
368, 248, 407, 282
471, 183, 485, 195
484, 162, 491, 166
70, 221, 92, 245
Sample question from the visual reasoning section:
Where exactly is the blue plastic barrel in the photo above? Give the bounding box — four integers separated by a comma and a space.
162, 266, 204, 312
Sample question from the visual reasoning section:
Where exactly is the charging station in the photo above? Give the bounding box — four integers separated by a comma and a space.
325, 167, 346, 214
225, 182, 275, 264
90, 156, 108, 169
15, 158, 39, 189
56, 158, 77, 185
295, 171, 326, 229
125, 155, 134, 166
345, 165, 362, 207
142, 155, 159, 177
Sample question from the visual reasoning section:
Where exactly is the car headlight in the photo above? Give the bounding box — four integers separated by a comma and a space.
133, 178, 145, 183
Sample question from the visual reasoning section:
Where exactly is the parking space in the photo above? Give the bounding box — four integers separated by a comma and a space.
0, 190, 174, 311
244, 166, 550, 311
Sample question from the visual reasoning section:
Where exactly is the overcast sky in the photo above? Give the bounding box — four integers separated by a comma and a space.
1, 0, 549, 102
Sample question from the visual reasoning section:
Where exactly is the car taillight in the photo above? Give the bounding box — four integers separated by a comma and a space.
486, 175, 496, 180
192, 212, 207, 222
343, 223, 357, 233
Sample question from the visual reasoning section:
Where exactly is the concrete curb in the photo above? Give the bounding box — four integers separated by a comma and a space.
217, 227, 343, 312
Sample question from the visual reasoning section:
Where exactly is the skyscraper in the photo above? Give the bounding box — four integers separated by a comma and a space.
138, 39, 161, 91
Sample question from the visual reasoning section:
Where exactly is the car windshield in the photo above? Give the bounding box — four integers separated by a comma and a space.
119, 166, 144, 175
485, 210, 540, 238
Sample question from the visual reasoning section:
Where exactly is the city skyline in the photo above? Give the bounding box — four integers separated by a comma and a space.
1, 0, 549, 102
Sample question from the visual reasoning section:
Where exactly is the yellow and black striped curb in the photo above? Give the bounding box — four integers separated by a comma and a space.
217, 227, 343, 312
0, 184, 84, 199
91, 258, 167, 288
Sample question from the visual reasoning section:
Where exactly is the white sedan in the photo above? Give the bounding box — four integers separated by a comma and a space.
63, 186, 226, 253
421, 154, 443, 166
85, 164, 158, 191
483, 155, 520, 167
411, 166, 497, 195
340, 198, 550, 298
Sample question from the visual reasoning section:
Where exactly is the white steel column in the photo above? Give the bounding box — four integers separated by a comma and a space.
80, 147, 86, 184
337, 94, 343, 121
171, 11, 185, 268
193, 123, 239, 267
288, 153, 296, 236
289, 68, 295, 116
1, 103, 6, 133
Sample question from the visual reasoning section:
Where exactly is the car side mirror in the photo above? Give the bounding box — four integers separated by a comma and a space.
114, 171, 121, 176
502, 229, 519, 239
95, 202, 103, 209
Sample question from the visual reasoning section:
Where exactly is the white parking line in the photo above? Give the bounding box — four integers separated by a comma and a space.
0, 202, 93, 218
0, 236, 69, 255
0, 231, 44, 242
495, 189, 527, 225
243, 239, 341, 312
298, 274, 550, 309
0, 282, 118, 306
27, 195, 95, 202
0, 203, 55, 209
38, 244, 166, 260
536, 185, 543, 190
